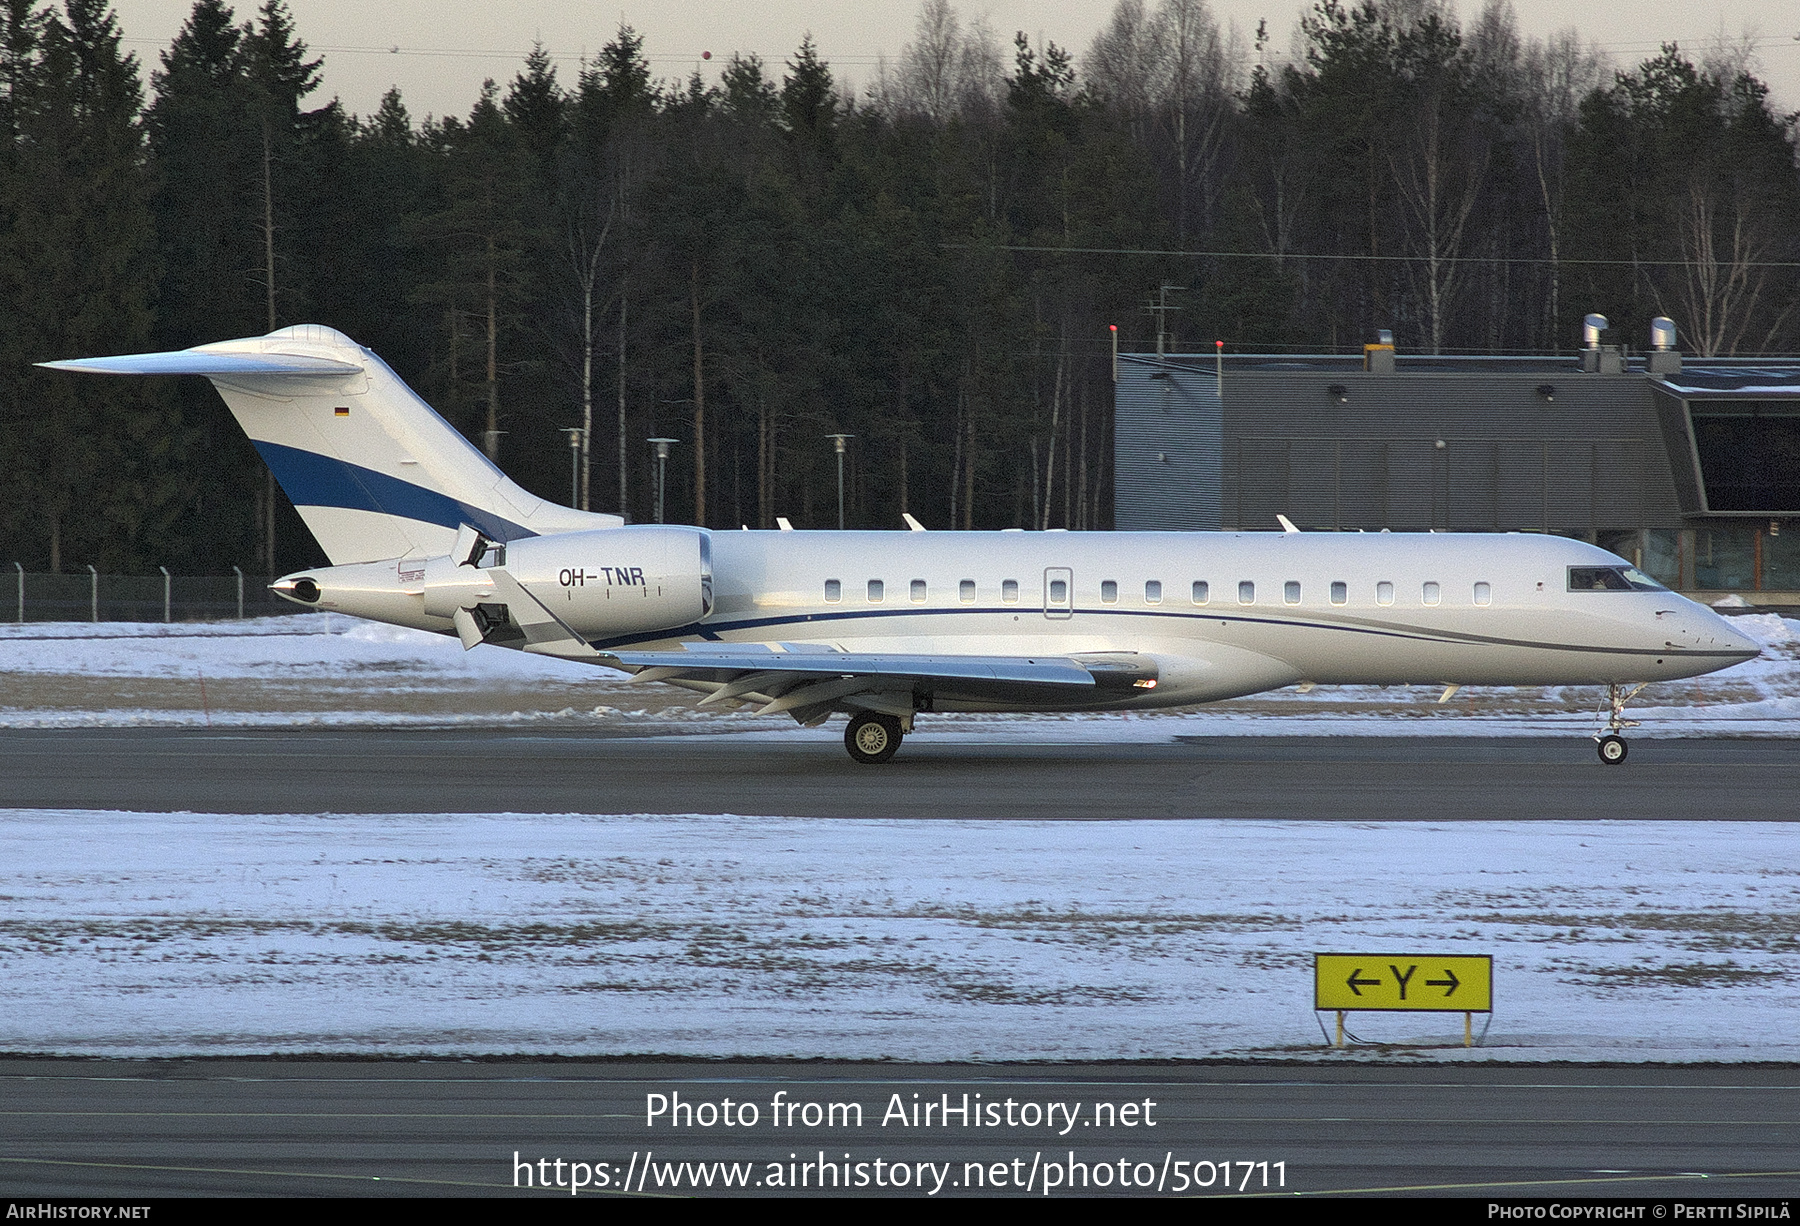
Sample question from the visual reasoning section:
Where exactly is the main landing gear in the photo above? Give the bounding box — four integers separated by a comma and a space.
1594, 682, 1648, 766
845, 712, 905, 764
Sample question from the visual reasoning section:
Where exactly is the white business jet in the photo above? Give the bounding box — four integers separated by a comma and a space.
45, 325, 1760, 765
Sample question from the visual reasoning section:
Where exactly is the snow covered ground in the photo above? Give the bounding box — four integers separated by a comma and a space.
0, 615, 640, 727
2, 811, 1796, 1062
0, 613, 1794, 1061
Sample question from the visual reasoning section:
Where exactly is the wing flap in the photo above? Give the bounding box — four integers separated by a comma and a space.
602, 649, 1103, 687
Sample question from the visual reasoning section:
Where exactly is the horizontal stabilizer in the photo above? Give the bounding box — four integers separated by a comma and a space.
38, 350, 363, 377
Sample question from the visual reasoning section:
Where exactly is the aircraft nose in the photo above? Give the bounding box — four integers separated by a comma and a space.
1722, 619, 1763, 661
1704, 611, 1762, 663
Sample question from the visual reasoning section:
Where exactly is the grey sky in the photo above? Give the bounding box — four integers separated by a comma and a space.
107, 0, 1800, 120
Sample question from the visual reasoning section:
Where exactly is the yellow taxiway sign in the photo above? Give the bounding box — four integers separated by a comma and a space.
1314, 953, 1492, 1012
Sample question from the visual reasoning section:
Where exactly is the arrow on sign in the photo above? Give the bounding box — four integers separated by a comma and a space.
1426, 968, 1461, 996
1345, 968, 1382, 996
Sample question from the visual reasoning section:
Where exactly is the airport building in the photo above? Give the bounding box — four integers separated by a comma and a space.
1113, 322, 1800, 605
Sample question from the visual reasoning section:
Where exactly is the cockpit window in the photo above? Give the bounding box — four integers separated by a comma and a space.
1567, 565, 1666, 592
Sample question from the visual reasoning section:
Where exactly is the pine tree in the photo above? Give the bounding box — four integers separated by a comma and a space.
570, 26, 657, 514
242, 0, 320, 331
1567, 45, 1800, 355
505, 43, 565, 190
0, 1, 168, 571
412, 81, 535, 461
147, 0, 260, 344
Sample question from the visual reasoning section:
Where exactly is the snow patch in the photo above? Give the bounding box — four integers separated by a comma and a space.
1, 810, 1796, 1061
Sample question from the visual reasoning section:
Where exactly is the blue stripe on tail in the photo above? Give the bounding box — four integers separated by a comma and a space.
253, 441, 535, 542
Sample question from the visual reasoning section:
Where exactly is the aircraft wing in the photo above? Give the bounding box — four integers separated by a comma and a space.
601, 647, 1157, 723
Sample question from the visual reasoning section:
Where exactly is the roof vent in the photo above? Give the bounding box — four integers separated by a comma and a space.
1364, 329, 1396, 374
1648, 316, 1681, 375
1581, 314, 1609, 372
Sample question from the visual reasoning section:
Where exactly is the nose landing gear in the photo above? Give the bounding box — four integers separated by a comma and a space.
1594, 682, 1648, 766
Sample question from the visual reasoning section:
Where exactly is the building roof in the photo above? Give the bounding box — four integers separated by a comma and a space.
1127, 351, 1800, 391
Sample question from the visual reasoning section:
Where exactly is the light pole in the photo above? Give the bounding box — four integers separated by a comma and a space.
560, 427, 583, 508
647, 438, 678, 524
825, 433, 853, 529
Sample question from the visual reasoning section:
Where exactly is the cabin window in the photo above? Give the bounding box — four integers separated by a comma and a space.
867, 579, 884, 602
959, 579, 976, 603
1100, 580, 1118, 603
1376, 581, 1394, 606
1001, 579, 1019, 603
1051, 578, 1069, 602
824, 579, 841, 603
911, 579, 927, 602
1330, 581, 1347, 605
1238, 580, 1255, 604
1284, 580, 1301, 605
1145, 580, 1162, 604
1474, 581, 1492, 606
1423, 581, 1441, 606
1192, 581, 1209, 604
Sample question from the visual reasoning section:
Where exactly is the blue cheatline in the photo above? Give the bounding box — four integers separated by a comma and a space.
252, 441, 534, 542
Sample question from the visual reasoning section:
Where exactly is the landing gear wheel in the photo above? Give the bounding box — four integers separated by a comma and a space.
845, 713, 904, 764
1594, 683, 1647, 765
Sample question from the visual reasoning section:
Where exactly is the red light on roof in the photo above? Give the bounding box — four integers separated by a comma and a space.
1109, 324, 1118, 332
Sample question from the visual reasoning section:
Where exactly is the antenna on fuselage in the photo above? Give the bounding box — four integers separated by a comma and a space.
1276, 514, 1301, 534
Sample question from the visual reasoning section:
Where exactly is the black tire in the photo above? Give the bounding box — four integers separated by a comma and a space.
1597, 734, 1628, 765
845, 713, 903, 764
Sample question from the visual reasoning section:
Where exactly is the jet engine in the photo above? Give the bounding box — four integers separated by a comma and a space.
499, 526, 712, 638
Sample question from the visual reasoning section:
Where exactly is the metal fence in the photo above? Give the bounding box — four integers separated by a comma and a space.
5, 566, 310, 623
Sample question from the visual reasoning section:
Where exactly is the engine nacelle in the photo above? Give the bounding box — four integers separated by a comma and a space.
502, 527, 711, 637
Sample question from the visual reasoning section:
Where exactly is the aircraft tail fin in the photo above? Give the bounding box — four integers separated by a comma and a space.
42, 324, 622, 565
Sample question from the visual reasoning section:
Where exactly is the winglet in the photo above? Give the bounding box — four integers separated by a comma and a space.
1277, 514, 1300, 534
903, 513, 927, 532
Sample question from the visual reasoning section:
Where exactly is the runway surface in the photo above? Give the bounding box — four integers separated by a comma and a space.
0, 1060, 1795, 1198
1, 727, 1796, 818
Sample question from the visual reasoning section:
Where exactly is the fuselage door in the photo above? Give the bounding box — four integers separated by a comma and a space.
1044, 567, 1073, 620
